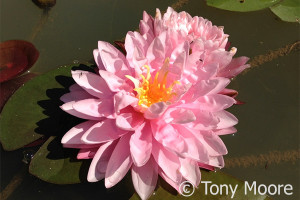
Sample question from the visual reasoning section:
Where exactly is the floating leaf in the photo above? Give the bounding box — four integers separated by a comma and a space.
0, 64, 91, 151
0, 73, 37, 112
0, 40, 39, 83
29, 136, 90, 184
206, 0, 281, 12
130, 170, 271, 200
270, 0, 300, 22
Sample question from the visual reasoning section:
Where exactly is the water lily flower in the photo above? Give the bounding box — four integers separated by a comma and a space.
60, 9, 248, 200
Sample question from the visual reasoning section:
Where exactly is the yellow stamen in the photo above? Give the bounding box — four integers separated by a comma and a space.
126, 58, 180, 108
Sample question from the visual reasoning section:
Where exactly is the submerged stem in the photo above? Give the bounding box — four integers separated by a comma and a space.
0, 165, 27, 200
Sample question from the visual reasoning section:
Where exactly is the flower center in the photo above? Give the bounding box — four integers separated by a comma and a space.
126, 58, 179, 108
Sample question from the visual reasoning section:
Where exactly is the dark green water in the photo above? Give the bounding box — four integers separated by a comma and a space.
1, 0, 299, 199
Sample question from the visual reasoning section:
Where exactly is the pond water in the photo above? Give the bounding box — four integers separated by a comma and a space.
1, 0, 299, 200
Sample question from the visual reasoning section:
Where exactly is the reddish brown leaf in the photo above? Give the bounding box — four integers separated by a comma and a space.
23, 137, 48, 148
235, 99, 246, 105
219, 88, 238, 98
0, 40, 39, 83
225, 41, 231, 51
114, 40, 127, 56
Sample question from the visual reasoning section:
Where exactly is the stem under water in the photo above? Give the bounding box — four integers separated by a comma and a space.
0, 165, 27, 200
225, 149, 300, 168
29, 8, 50, 42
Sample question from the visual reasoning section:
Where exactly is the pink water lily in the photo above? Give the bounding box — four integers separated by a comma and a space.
60, 9, 249, 200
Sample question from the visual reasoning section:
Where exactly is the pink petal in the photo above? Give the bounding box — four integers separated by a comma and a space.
144, 102, 168, 119
213, 127, 237, 135
105, 133, 133, 188
130, 122, 152, 166
125, 31, 148, 63
99, 70, 126, 92
143, 32, 155, 47
158, 31, 173, 58
131, 157, 158, 200
60, 90, 94, 103
114, 92, 138, 114
208, 155, 224, 168
152, 139, 181, 183
146, 37, 165, 70
139, 20, 151, 36
100, 50, 131, 78
69, 83, 83, 92
153, 20, 163, 40
61, 121, 98, 147
169, 38, 188, 63
60, 101, 102, 120
152, 124, 187, 154
82, 119, 127, 144
205, 49, 233, 70
172, 125, 209, 162
190, 130, 227, 157
214, 110, 238, 129
165, 108, 196, 124
77, 147, 98, 159
217, 56, 250, 78
72, 98, 115, 118
98, 41, 131, 77
188, 110, 219, 130
93, 49, 105, 70
116, 111, 144, 131
158, 169, 180, 192
179, 158, 201, 187
140, 11, 154, 36
193, 63, 218, 81
87, 140, 118, 182
199, 131, 228, 156
169, 41, 189, 78
197, 94, 236, 112
184, 78, 230, 102
71, 70, 112, 99
131, 46, 148, 74
204, 78, 231, 95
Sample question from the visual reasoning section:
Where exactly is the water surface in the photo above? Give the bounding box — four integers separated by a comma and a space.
1, 0, 299, 199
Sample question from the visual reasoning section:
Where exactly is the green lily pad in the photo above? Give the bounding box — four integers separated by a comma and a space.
29, 136, 91, 184
270, 0, 300, 22
206, 0, 281, 12
0, 64, 91, 150
130, 170, 271, 200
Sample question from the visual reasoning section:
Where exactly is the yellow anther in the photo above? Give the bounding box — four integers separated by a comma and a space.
126, 58, 180, 108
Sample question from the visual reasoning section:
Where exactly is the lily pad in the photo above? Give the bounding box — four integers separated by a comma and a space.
0, 40, 39, 83
270, 0, 300, 22
206, 0, 281, 12
0, 64, 90, 151
0, 73, 37, 112
29, 136, 90, 184
130, 170, 271, 200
